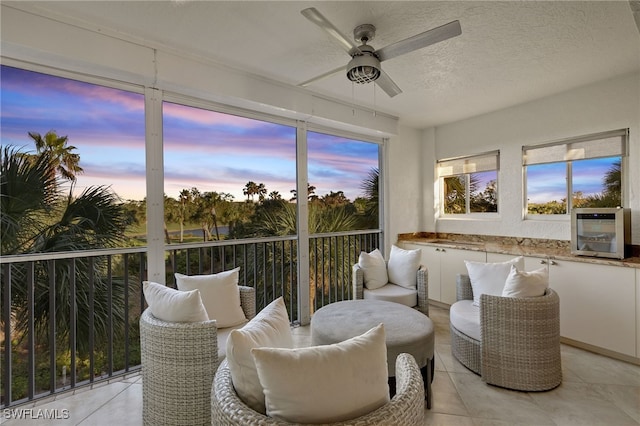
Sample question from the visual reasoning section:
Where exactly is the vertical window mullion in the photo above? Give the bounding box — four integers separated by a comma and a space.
567, 161, 573, 213
465, 174, 471, 214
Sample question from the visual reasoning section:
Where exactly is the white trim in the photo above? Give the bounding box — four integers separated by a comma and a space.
145, 87, 165, 284
296, 122, 310, 325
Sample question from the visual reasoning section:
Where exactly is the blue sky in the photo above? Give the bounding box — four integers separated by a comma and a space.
1, 65, 378, 202
526, 158, 617, 204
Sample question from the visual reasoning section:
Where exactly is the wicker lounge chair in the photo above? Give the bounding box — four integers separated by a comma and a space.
211, 352, 426, 425
353, 263, 429, 316
140, 285, 256, 426
450, 274, 562, 391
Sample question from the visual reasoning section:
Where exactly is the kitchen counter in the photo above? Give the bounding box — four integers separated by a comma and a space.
397, 232, 640, 268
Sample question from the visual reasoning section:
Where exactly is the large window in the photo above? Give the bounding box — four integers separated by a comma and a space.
162, 101, 297, 241
307, 131, 380, 231
438, 151, 499, 215
0, 65, 146, 252
524, 130, 627, 215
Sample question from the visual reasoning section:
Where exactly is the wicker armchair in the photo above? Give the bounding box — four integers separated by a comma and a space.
353, 264, 429, 316
450, 274, 562, 391
211, 353, 425, 425
140, 285, 256, 426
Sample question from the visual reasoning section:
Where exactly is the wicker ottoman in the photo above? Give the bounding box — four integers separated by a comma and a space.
311, 299, 434, 408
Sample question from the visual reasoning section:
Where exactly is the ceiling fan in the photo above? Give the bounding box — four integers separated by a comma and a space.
299, 7, 462, 97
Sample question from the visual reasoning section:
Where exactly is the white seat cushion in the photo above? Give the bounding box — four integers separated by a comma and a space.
217, 322, 247, 364
175, 268, 247, 328
387, 245, 421, 289
449, 300, 480, 341
363, 283, 417, 308
226, 297, 293, 414
142, 281, 209, 323
502, 265, 549, 298
465, 257, 524, 306
358, 249, 389, 290
251, 324, 389, 424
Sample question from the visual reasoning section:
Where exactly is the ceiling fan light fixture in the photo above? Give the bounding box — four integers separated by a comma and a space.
346, 53, 381, 84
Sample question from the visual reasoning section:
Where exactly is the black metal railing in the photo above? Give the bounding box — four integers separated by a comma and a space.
1, 248, 147, 408
0, 229, 381, 408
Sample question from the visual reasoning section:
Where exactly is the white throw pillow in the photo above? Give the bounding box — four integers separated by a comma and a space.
465, 256, 524, 306
251, 324, 390, 424
226, 297, 293, 414
387, 245, 421, 289
502, 265, 549, 298
142, 281, 209, 323
175, 267, 247, 328
358, 249, 389, 290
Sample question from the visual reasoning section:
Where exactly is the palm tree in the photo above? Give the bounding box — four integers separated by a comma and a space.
359, 167, 379, 228
289, 183, 317, 202
243, 181, 259, 202
28, 130, 83, 182
444, 175, 466, 214
177, 189, 192, 242
1, 145, 128, 354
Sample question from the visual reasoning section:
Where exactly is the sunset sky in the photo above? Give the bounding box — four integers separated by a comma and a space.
1, 64, 615, 205
1, 65, 379, 202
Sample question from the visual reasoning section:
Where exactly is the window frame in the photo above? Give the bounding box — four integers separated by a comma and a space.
523, 129, 628, 219
437, 150, 500, 217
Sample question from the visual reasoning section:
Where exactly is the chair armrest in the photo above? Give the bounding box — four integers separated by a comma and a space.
456, 274, 474, 301
416, 266, 429, 316
211, 355, 425, 425
352, 263, 364, 300
480, 288, 560, 345
141, 308, 219, 424
238, 286, 256, 320
479, 289, 561, 386
356, 353, 425, 425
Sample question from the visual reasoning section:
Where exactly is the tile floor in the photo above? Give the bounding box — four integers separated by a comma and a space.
2, 304, 639, 425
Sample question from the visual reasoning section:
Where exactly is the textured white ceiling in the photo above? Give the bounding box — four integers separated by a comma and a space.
10, 1, 640, 128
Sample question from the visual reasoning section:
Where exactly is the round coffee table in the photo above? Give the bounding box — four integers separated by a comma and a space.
311, 299, 434, 408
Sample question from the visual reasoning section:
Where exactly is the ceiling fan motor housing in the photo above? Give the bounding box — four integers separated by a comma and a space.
346, 45, 381, 84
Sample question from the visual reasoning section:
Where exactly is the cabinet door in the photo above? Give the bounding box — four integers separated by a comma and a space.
401, 243, 441, 302
439, 248, 486, 305
486, 252, 548, 272
550, 260, 636, 357
420, 245, 442, 302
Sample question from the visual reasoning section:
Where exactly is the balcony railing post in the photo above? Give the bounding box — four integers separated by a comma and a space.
2, 264, 13, 407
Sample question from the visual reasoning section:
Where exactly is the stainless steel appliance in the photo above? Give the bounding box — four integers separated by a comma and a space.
571, 207, 630, 259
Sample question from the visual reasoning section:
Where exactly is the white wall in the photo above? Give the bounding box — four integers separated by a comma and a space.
423, 72, 640, 244
385, 125, 423, 253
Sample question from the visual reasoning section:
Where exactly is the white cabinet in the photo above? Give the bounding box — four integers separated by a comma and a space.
549, 259, 636, 357
401, 243, 485, 305
405, 243, 638, 358
485, 251, 637, 358
486, 252, 549, 271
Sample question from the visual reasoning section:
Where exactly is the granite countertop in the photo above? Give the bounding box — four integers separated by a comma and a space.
397, 232, 640, 269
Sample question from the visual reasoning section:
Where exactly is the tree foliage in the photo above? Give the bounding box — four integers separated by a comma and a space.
1, 142, 129, 352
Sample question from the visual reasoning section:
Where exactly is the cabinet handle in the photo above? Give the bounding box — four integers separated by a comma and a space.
441, 249, 446, 253
540, 260, 547, 265
549, 260, 557, 266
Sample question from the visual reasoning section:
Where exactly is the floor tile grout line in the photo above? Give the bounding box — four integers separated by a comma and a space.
74, 381, 137, 426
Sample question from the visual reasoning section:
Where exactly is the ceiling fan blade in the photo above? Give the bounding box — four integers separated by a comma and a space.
301, 8, 361, 55
376, 20, 462, 62
299, 65, 347, 87
375, 70, 402, 98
